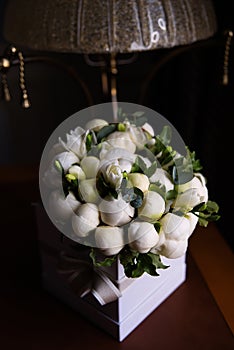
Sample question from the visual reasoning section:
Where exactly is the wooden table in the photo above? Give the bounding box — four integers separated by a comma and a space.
0, 166, 233, 349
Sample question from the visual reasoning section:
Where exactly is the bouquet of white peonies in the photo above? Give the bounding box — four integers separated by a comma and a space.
42, 110, 220, 278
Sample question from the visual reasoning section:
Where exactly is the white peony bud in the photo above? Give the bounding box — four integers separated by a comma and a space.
85, 118, 108, 131
138, 191, 165, 223
173, 173, 208, 211
78, 178, 99, 203
128, 173, 150, 193
128, 221, 159, 253
99, 197, 134, 226
150, 230, 166, 254
49, 190, 81, 223
72, 203, 99, 237
106, 131, 136, 153
68, 165, 86, 180
80, 156, 100, 178
157, 238, 188, 259
159, 212, 190, 241
95, 226, 124, 256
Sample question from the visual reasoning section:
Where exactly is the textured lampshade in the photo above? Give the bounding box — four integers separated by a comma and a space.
3, 0, 217, 54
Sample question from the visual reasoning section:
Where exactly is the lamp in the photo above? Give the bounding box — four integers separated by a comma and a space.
2, 0, 217, 116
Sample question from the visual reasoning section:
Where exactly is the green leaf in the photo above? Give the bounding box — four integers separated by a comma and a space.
148, 253, 169, 270
122, 186, 143, 208
96, 173, 118, 199
192, 200, 220, 225
90, 248, 117, 267
145, 161, 157, 178
153, 221, 161, 233
166, 189, 177, 200
119, 248, 169, 278
149, 182, 166, 200
186, 147, 203, 172
85, 132, 93, 152
96, 124, 116, 142
131, 156, 147, 174
158, 125, 172, 146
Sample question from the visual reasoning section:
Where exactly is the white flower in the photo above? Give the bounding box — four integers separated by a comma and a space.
95, 226, 124, 256
106, 131, 136, 153
159, 212, 191, 241
68, 165, 86, 180
85, 118, 108, 131
150, 231, 166, 254
142, 122, 155, 137
128, 221, 159, 253
78, 178, 99, 203
72, 203, 99, 237
44, 151, 79, 188
99, 197, 134, 226
100, 147, 136, 163
138, 191, 165, 223
59, 127, 88, 159
128, 125, 147, 150
49, 190, 81, 223
150, 168, 174, 192
157, 238, 188, 259
173, 173, 208, 211
118, 158, 133, 173
128, 173, 150, 193
80, 156, 100, 178
103, 161, 123, 189
54, 151, 79, 172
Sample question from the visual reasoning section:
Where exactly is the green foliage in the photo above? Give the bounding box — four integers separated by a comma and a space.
90, 249, 117, 267
192, 200, 220, 227
119, 247, 169, 278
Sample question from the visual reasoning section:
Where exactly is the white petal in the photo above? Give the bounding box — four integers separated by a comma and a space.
159, 213, 190, 240
99, 197, 134, 226
49, 190, 81, 223
150, 168, 174, 192
128, 173, 150, 193
159, 238, 188, 259
72, 203, 99, 237
78, 178, 99, 203
106, 131, 136, 153
138, 191, 165, 222
80, 156, 100, 178
85, 119, 108, 131
95, 226, 124, 256
68, 165, 86, 180
128, 221, 159, 253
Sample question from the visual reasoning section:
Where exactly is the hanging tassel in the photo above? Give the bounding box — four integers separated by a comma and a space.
17, 50, 31, 108
222, 30, 233, 86
0, 45, 31, 108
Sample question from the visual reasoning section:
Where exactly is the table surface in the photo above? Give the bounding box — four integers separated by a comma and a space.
0, 172, 234, 350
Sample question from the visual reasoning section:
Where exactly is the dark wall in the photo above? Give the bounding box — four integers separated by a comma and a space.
0, 0, 233, 250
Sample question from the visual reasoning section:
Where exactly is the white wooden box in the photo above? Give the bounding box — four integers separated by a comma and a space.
35, 203, 186, 341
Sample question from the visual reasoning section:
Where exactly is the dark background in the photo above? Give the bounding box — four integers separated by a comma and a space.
0, 0, 234, 251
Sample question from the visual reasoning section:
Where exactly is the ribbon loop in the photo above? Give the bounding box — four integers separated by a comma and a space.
57, 251, 122, 305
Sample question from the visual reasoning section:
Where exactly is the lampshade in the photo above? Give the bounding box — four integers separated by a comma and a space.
3, 0, 217, 54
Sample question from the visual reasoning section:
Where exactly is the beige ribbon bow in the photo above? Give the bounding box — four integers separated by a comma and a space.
57, 251, 122, 305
